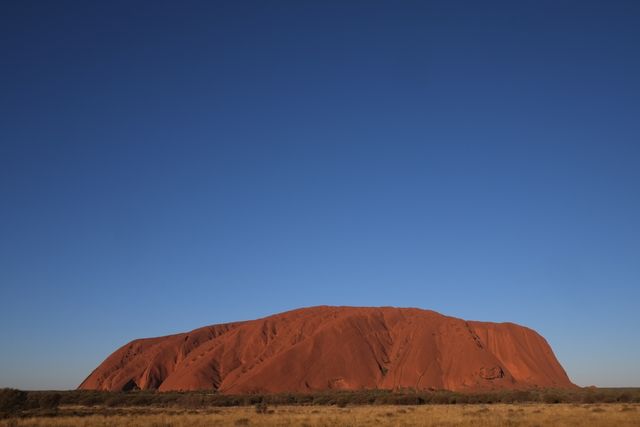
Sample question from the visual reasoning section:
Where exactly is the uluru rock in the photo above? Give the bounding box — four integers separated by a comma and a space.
79, 306, 575, 393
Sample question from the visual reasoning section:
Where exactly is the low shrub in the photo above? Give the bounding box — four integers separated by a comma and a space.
2, 386, 638, 412
0, 389, 27, 417
542, 391, 563, 404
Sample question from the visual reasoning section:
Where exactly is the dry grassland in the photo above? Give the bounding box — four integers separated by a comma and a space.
1, 403, 638, 427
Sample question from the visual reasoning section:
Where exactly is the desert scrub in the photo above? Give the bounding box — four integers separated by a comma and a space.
0, 404, 639, 427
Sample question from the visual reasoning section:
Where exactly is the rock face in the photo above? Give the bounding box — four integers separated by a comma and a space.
79, 306, 575, 393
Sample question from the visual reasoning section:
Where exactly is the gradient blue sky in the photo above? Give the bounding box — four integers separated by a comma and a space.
1, 0, 639, 390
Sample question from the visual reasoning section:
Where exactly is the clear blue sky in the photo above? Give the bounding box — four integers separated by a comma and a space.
1, 1, 639, 390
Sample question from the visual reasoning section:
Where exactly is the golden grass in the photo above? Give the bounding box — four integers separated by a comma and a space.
2, 403, 639, 427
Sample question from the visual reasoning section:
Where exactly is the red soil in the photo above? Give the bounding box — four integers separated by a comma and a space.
79, 306, 574, 392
